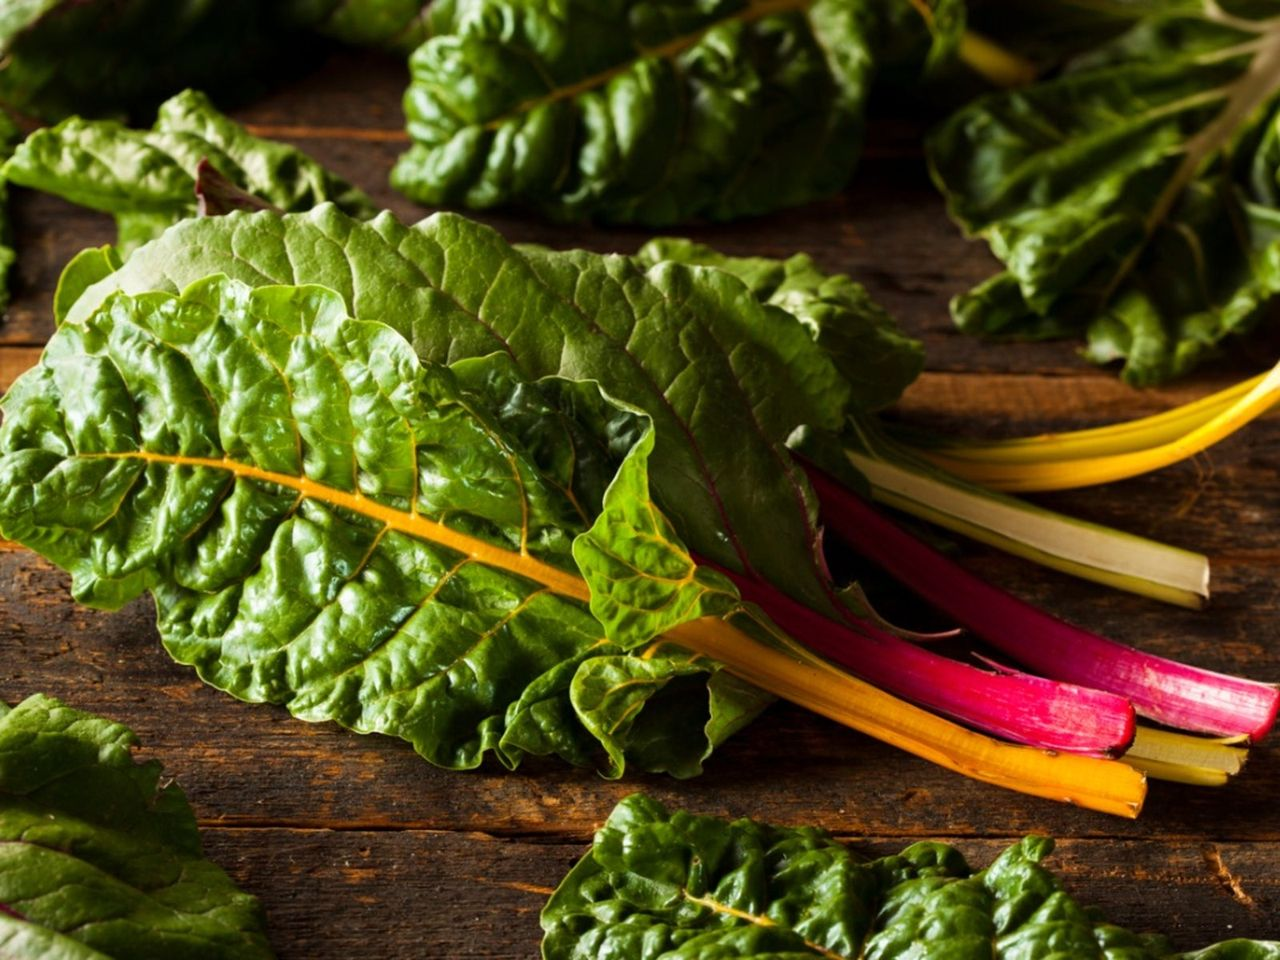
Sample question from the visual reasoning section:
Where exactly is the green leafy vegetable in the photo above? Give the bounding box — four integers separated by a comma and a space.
542, 794, 1280, 959
391, 0, 880, 224
0, 110, 18, 313
0, 693, 274, 959
62, 206, 851, 621
2, 90, 375, 255
302, 0, 434, 50
0, 274, 768, 776
929, 1, 1280, 384
30, 207, 1163, 814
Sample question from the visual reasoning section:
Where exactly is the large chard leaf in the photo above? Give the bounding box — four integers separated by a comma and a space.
0, 275, 767, 776
3, 90, 375, 255
929, 2, 1280, 384
62, 206, 851, 619
542, 794, 1280, 960
0, 693, 273, 959
391, 0, 879, 225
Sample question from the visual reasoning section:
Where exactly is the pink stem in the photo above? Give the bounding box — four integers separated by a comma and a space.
717, 566, 1135, 756
807, 466, 1280, 741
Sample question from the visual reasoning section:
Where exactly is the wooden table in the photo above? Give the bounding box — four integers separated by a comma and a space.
2, 50, 1278, 957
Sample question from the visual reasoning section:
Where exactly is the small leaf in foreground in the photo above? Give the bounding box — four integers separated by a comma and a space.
0, 693, 274, 959
542, 794, 1280, 959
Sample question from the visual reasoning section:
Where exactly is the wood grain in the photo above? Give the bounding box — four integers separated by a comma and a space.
0, 47, 1278, 959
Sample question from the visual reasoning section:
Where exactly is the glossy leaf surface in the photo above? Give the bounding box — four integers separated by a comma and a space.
3, 90, 375, 255
0, 276, 763, 775
392, 0, 878, 225
0, 693, 273, 959
64, 206, 851, 618
542, 794, 1280, 959
929, 2, 1280, 383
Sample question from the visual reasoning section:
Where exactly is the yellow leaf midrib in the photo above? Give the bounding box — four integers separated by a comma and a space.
86, 450, 592, 603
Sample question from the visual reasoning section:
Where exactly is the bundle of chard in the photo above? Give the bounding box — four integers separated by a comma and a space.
1, 191, 1276, 816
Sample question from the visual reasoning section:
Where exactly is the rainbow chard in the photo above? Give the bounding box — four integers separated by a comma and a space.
38, 205, 1276, 802
542, 794, 1280, 960
0, 205, 1163, 811
0, 694, 274, 958
57, 206, 1156, 762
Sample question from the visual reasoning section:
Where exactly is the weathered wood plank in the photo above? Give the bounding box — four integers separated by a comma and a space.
202, 828, 1279, 958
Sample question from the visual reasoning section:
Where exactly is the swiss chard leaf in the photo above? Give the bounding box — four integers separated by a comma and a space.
3, 90, 375, 255
0, 275, 765, 776
391, 0, 880, 225
0, 110, 17, 314
63, 206, 851, 620
302, 0, 434, 51
0, 693, 274, 959
542, 794, 1280, 960
929, 3, 1280, 384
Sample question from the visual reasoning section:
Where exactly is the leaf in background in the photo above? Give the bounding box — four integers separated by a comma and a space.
0, 2, 323, 121
929, 4, 1280, 383
64, 206, 852, 619
302, 0, 435, 51
634, 237, 925, 410
0, 110, 18, 313
391, 0, 880, 225
542, 794, 1280, 959
0, 276, 765, 776
3, 90, 375, 256
0, 693, 274, 959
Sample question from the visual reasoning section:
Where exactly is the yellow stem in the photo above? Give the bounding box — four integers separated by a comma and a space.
913, 363, 1280, 492
958, 31, 1037, 87
668, 614, 1147, 818
926, 372, 1270, 464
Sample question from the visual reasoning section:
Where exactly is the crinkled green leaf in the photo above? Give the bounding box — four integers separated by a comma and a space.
542, 794, 1280, 960
3, 90, 375, 256
929, 3, 1280, 383
391, 0, 879, 225
0, 110, 18, 314
0, 275, 765, 776
634, 238, 924, 410
0, 693, 273, 959
64, 206, 850, 620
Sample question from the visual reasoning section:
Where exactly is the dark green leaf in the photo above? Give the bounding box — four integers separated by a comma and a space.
0, 110, 18, 313
391, 0, 879, 225
542, 794, 1280, 959
0, 275, 765, 776
929, 5, 1280, 383
0, 693, 273, 959
3, 90, 375, 255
